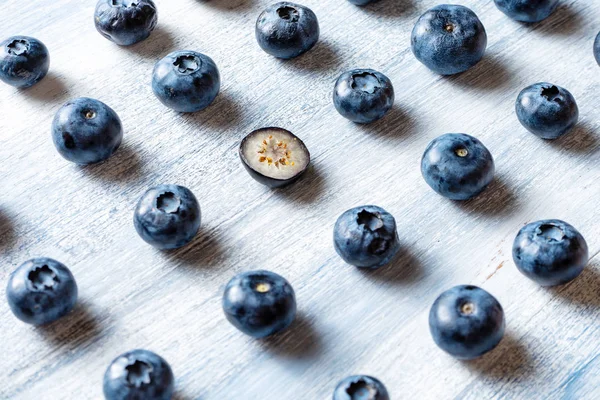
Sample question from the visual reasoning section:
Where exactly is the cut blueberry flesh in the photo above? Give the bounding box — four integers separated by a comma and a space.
421, 133, 495, 200
512, 219, 588, 286
493, 0, 559, 23
333, 205, 400, 269
6, 258, 78, 325
429, 285, 505, 359
94, 0, 158, 46
333, 375, 390, 400
0, 36, 50, 88
133, 184, 202, 250
255, 1, 320, 59
516, 82, 579, 139
333, 69, 394, 124
103, 349, 174, 400
152, 50, 220, 113
222, 270, 297, 338
239, 127, 310, 188
411, 4, 487, 75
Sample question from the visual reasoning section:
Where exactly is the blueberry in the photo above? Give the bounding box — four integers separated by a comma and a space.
595, 31, 600, 66
333, 375, 389, 400
516, 83, 579, 140
152, 50, 220, 113
333, 69, 394, 124
0, 36, 49, 88
6, 258, 77, 325
411, 5, 487, 75
239, 127, 310, 188
51, 97, 123, 165
94, 0, 158, 46
223, 270, 296, 338
429, 285, 505, 360
421, 133, 495, 201
134, 184, 201, 250
347, 0, 377, 5
255, 2, 319, 59
103, 349, 174, 400
513, 220, 588, 286
494, 0, 559, 23
333, 205, 400, 269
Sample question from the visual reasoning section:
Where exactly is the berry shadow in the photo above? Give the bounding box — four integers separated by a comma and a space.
80, 142, 145, 183
548, 123, 599, 155
123, 26, 175, 59
354, 105, 418, 141
452, 176, 520, 217
548, 261, 600, 308
279, 41, 342, 74
273, 165, 326, 203
180, 91, 245, 130
37, 301, 107, 347
18, 72, 69, 103
195, 0, 253, 12
358, 245, 424, 285
444, 54, 514, 92
259, 313, 322, 360
358, 0, 416, 18
463, 332, 535, 380
0, 208, 16, 253
163, 227, 227, 269
528, 5, 584, 37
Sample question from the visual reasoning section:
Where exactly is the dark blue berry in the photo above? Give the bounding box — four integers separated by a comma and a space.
239, 127, 310, 188
421, 133, 495, 200
429, 285, 505, 360
333, 205, 400, 269
494, 0, 559, 23
255, 2, 319, 59
103, 349, 174, 400
152, 50, 220, 113
333, 69, 394, 124
516, 83, 579, 139
223, 270, 296, 338
94, 0, 158, 46
134, 184, 201, 250
595, 31, 600, 66
6, 258, 77, 325
0, 36, 49, 88
51, 97, 123, 165
513, 219, 588, 286
333, 375, 389, 400
411, 4, 487, 75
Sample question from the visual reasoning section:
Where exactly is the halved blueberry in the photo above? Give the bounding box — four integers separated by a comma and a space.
239, 127, 310, 188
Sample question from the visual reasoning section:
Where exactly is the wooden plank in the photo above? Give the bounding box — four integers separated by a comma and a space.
0, 0, 598, 398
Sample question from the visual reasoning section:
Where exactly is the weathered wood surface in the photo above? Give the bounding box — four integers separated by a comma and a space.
0, 0, 599, 398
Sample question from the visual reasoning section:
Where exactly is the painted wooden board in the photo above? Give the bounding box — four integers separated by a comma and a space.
0, 0, 599, 398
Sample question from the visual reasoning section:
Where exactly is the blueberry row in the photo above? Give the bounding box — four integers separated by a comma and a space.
1, 0, 596, 399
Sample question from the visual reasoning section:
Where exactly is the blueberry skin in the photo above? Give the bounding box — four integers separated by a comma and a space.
494, 0, 559, 23
0, 36, 49, 88
595, 31, 600, 66
103, 349, 174, 400
134, 184, 201, 250
152, 51, 220, 113
347, 0, 377, 5
333, 205, 400, 269
223, 270, 296, 338
333, 69, 394, 124
411, 5, 487, 75
255, 2, 319, 59
94, 0, 158, 46
429, 285, 505, 360
516, 83, 578, 140
513, 220, 588, 286
421, 133, 495, 201
333, 375, 390, 400
6, 258, 78, 325
51, 98, 123, 165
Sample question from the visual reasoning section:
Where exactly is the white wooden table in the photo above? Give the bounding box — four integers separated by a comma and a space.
1, 0, 599, 398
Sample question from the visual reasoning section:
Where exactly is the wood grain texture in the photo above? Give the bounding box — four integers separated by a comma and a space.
0, 0, 599, 398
